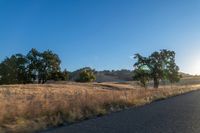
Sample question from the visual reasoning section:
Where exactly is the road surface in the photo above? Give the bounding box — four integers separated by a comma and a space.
42, 90, 200, 133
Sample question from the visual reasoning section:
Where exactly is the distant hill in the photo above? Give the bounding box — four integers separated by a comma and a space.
179, 72, 194, 78
69, 68, 195, 83
95, 71, 196, 82
69, 68, 133, 82
95, 70, 133, 82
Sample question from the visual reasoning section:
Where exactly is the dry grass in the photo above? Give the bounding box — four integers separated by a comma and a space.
0, 81, 200, 133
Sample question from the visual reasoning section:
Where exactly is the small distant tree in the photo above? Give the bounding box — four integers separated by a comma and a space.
77, 69, 96, 82
70, 67, 93, 81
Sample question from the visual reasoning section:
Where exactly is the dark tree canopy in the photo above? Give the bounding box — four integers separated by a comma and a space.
0, 48, 63, 85
0, 48, 181, 86
26, 48, 61, 83
49, 69, 70, 81
133, 49, 181, 88
133, 68, 150, 88
0, 54, 30, 84
27, 48, 42, 83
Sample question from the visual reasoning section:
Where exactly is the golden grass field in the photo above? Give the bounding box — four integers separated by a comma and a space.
0, 78, 200, 133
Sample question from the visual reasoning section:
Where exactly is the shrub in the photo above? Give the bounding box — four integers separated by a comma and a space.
76, 69, 96, 82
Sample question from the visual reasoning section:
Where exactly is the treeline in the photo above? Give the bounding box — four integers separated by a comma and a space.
0, 49, 98, 85
0, 48, 181, 88
0, 48, 69, 84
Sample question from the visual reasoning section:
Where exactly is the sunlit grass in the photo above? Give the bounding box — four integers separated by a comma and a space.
0, 81, 200, 133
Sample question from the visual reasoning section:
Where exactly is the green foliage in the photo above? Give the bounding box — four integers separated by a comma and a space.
0, 54, 30, 84
27, 48, 61, 83
26, 48, 42, 83
133, 49, 180, 88
61, 69, 70, 81
49, 69, 69, 81
133, 68, 150, 88
166, 61, 181, 84
40, 50, 61, 83
69, 67, 93, 81
0, 48, 180, 86
76, 68, 96, 82
0, 48, 62, 85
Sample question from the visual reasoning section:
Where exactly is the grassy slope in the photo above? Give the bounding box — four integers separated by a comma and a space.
0, 78, 200, 133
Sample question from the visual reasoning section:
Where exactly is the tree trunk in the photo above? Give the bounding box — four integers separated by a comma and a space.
153, 78, 159, 88
42, 79, 46, 84
38, 78, 41, 84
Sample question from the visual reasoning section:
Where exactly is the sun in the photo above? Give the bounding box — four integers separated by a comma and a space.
186, 54, 200, 75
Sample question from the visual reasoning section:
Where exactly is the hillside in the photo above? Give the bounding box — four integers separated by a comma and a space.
69, 69, 194, 83
95, 70, 133, 82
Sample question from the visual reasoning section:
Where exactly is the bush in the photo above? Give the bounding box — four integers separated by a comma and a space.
76, 69, 96, 82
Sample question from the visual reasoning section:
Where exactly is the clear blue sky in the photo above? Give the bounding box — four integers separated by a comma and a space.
0, 0, 200, 74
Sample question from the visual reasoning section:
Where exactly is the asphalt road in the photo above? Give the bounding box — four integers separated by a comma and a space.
42, 90, 200, 133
